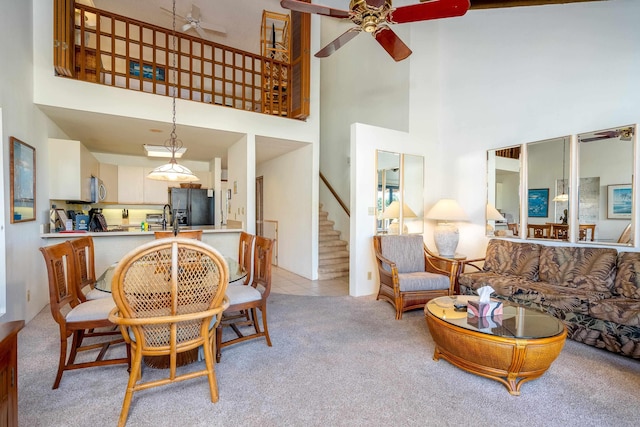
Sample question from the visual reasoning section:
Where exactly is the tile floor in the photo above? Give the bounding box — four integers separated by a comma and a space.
270, 266, 349, 296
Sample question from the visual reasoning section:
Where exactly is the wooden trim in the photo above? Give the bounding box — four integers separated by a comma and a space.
320, 172, 350, 217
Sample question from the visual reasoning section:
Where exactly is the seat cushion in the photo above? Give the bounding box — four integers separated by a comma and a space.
510, 281, 610, 315
397, 272, 449, 292
66, 297, 115, 322
482, 239, 540, 280
226, 284, 262, 305
85, 287, 112, 300
589, 298, 640, 327
380, 235, 425, 273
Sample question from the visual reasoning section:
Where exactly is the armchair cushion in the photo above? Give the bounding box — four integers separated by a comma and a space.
398, 272, 450, 292
380, 235, 425, 273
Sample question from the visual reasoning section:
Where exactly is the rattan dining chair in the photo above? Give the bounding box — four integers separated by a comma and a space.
69, 236, 111, 300
108, 238, 229, 427
216, 235, 273, 362
39, 241, 129, 389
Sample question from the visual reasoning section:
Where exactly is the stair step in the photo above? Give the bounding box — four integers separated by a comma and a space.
319, 250, 349, 260
319, 241, 347, 252
319, 256, 349, 266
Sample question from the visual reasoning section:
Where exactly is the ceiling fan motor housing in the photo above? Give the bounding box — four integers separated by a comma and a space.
350, 0, 393, 33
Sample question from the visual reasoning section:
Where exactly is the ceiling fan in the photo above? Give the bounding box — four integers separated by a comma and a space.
580, 127, 634, 143
279, 0, 469, 61
160, 3, 227, 39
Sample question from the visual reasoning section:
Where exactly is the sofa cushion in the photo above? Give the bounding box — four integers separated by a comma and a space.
613, 252, 640, 298
482, 239, 540, 280
589, 298, 640, 327
398, 272, 449, 292
380, 235, 424, 274
511, 281, 610, 315
538, 246, 617, 292
458, 271, 535, 297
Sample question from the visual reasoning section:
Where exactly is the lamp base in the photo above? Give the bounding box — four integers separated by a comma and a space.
434, 223, 459, 258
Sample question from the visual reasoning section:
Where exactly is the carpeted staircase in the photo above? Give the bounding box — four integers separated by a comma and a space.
318, 206, 349, 280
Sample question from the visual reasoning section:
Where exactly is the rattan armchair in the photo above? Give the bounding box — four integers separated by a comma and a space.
39, 241, 129, 389
108, 238, 229, 427
373, 235, 460, 319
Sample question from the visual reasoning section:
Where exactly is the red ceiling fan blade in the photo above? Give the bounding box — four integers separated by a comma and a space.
374, 27, 412, 62
315, 27, 362, 58
389, 0, 470, 24
280, 0, 351, 19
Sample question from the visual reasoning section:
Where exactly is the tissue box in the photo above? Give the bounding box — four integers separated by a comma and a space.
468, 314, 503, 329
467, 300, 503, 318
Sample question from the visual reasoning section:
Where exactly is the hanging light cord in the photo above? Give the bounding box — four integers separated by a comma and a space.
168, 0, 182, 161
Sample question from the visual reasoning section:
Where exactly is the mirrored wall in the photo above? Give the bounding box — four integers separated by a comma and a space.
376, 150, 424, 235
486, 124, 636, 246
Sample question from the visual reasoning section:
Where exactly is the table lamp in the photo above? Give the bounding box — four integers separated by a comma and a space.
382, 201, 417, 234
425, 198, 468, 257
486, 203, 506, 235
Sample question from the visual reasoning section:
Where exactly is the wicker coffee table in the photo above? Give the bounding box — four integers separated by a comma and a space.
425, 296, 566, 395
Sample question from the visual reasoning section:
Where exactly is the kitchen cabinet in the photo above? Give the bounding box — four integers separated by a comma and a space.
98, 163, 118, 203
142, 167, 171, 204
49, 139, 99, 202
117, 166, 144, 204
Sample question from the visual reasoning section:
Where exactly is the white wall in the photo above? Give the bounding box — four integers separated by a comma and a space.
319, 17, 411, 245
0, 0, 70, 322
350, 123, 424, 296
419, 0, 640, 258
257, 143, 316, 279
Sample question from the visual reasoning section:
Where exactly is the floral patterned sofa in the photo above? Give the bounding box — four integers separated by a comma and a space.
458, 239, 640, 359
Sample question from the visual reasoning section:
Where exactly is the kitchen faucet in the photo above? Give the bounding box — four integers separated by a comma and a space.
162, 204, 172, 230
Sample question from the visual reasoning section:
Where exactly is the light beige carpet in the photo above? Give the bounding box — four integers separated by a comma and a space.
18, 293, 640, 426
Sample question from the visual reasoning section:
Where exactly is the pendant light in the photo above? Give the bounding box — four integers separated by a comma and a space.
552, 138, 568, 202
147, 0, 198, 182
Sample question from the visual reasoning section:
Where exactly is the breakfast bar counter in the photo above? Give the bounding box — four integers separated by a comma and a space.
41, 226, 243, 276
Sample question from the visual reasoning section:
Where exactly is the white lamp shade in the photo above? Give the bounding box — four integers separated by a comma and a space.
147, 160, 199, 182
382, 201, 417, 219
486, 204, 505, 221
425, 199, 469, 222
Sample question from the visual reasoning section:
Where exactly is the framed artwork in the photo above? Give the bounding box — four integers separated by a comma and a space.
528, 188, 549, 218
608, 184, 632, 219
10, 137, 36, 223
129, 60, 165, 81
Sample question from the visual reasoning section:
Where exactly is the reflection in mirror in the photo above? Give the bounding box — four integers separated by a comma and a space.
578, 125, 635, 245
486, 146, 520, 237
377, 151, 400, 234
526, 136, 569, 240
376, 150, 424, 235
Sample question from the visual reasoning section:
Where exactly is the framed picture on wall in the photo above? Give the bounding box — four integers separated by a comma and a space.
608, 184, 632, 219
10, 137, 36, 223
528, 188, 549, 218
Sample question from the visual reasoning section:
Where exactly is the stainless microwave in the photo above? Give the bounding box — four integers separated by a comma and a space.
90, 176, 107, 203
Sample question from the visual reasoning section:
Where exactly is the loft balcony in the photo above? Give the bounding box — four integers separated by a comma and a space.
53, 2, 309, 119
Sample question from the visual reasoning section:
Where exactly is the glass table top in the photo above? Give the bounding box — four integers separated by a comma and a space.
426, 296, 565, 339
95, 256, 246, 293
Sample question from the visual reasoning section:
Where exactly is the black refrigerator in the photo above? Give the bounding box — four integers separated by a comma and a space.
168, 187, 215, 226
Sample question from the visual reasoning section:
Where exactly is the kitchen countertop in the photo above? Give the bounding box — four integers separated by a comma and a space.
41, 225, 242, 238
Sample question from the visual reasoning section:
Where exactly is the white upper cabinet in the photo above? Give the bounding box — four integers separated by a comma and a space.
49, 139, 98, 202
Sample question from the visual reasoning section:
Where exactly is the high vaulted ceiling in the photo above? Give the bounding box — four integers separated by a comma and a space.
50, 0, 605, 167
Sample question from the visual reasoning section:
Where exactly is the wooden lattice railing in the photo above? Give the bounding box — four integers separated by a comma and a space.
69, 4, 291, 116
